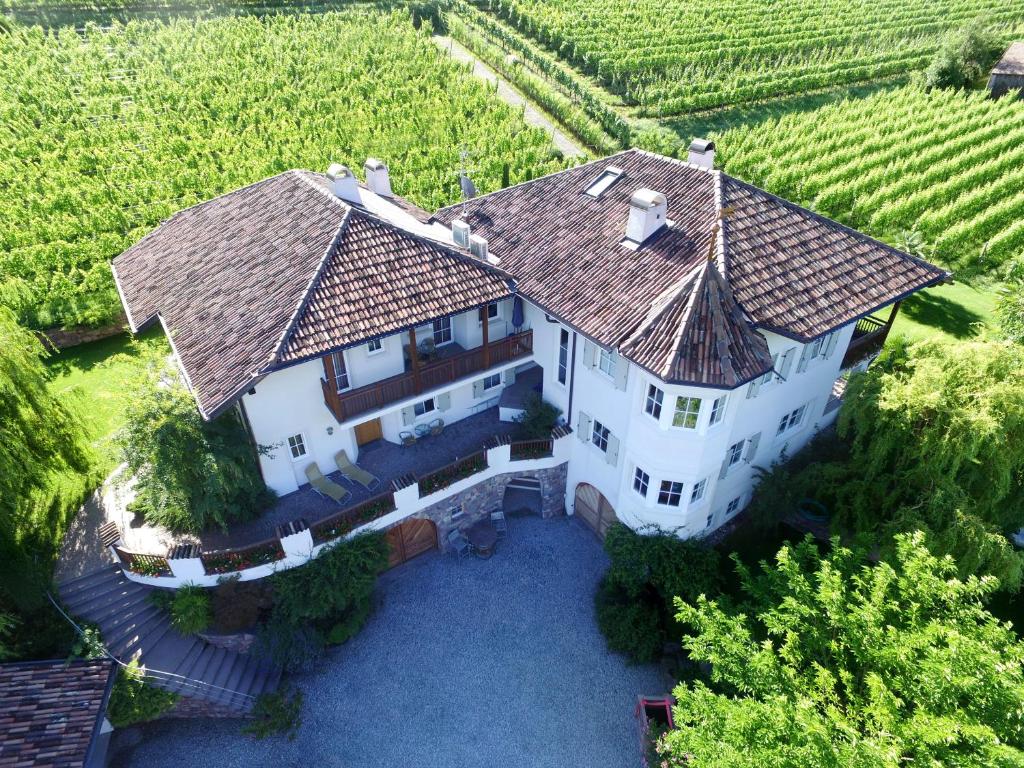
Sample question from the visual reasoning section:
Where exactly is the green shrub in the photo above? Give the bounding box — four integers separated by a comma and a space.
251, 622, 323, 674
169, 585, 211, 636
595, 524, 722, 662
925, 22, 1003, 90
242, 686, 303, 741
513, 393, 562, 439
107, 661, 177, 727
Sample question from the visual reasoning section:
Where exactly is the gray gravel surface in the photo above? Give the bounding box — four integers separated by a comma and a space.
112, 515, 667, 768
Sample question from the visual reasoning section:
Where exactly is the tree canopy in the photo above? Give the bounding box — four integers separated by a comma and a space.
996, 261, 1024, 345
659, 532, 1024, 767
118, 363, 273, 533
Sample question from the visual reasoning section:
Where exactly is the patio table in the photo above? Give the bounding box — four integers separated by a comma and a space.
467, 520, 498, 558
414, 423, 430, 438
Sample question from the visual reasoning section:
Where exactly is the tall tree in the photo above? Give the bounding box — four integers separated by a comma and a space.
659, 533, 1024, 767
995, 261, 1024, 345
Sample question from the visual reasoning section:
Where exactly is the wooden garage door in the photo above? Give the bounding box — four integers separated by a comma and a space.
574, 483, 617, 539
385, 518, 438, 567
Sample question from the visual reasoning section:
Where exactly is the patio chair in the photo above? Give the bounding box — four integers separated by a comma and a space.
304, 462, 350, 505
447, 530, 472, 561
428, 417, 445, 437
400, 430, 417, 447
334, 450, 381, 491
490, 509, 508, 539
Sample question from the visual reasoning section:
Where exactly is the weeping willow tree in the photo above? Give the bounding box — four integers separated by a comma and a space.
0, 308, 93, 657
828, 338, 1024, 589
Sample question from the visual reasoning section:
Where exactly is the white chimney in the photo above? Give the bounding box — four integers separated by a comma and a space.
469, 234, 489, 261
452, 219, 471, 248
326, 163, 360, 203
688, 138, 716, 170
363, 157, 392, 197
625, 188, 668, 244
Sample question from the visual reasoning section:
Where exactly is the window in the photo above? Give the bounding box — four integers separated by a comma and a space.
760, 354, 778, 385
808, 337, 824, 359
482, 373, 501, 390
726, 440, 744, 468
414, 397, 436, 417
583, 166, 623, 198
432, 316, 452, 346
479, 303, 499, 323
557, 329, 569, 385
777, 404, 807, 435
366, 338, 383, 354
644, 384, 664, 419
673, 396, 702, 429
690, 478, 707, 504
331, 352, 349, 392
708, 395, 727, 427
705, 513, 714, 529
658, 480, 684, 507
591, 419, 610, 452
726, 497, 741, 517
287, 433, 306, 460
816, 333, 834, 358
450, 503, 464, 520
598, 348, 615, 377
633, 467, 650, 498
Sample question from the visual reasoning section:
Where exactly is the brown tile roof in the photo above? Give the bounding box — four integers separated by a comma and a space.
620, 259, 773, 386
434, 148, 948, 385
0, 659, 116, 768
113, 171, 509, 417
992, 42, 1024, 75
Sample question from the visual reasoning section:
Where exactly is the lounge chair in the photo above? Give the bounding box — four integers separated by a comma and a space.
334, 450, 381, 491
448, 530, 472, 560
304, 462, 349, 505
428, 417, 445, 436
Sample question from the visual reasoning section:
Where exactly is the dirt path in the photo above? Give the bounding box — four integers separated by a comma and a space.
433, 35, 587, 159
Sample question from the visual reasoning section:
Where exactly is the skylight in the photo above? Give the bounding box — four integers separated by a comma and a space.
583, 166, 624, 198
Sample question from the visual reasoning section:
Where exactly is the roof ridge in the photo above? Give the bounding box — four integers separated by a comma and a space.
619, 261, 703, 352
291, 168, 350, 210
662, 264, 709, 376
712, 170, 729, 278
267, 208, 353, 369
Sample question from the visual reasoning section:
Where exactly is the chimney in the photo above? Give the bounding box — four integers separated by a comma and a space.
326, 163, 360, 203
452, 219, 471, 248
688, 138, 716, 170
469, 234, 489, 261
625, 188, 668, 244
363, 157, 392, 197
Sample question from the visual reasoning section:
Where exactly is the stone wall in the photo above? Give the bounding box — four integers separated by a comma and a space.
166, 693, 250, 719
40, 319, 126, 349
403, 462, 568, 552
197, 631, 255, 654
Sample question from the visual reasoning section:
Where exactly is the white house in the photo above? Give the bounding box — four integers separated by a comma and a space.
112, 145, 948, 551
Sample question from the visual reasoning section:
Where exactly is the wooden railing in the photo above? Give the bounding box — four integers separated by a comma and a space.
417, 451, 488, 498
200, 538, 285, 575
510, 437, 554, 460
842, 315, 889, 369
310, 491, 397, 546
114, 547, 171, 577
322, 330, 533, 423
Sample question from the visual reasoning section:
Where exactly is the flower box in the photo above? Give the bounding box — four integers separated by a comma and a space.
201, 540, 285, 575
418, 452, 488, 497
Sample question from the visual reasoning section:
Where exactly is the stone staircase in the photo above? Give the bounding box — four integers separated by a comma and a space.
57, 564, 280, 713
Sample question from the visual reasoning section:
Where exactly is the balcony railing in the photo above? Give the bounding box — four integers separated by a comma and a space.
842, 315, 888, 369
321, 330, 534, 424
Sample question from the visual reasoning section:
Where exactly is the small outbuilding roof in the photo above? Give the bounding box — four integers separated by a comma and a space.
992, 42, 1024, 76
0, 659, 117, 768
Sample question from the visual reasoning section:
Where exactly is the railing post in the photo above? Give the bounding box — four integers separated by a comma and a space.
409, 326, 421, 393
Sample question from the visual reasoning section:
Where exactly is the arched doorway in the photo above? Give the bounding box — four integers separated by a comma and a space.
385, 518, 437, 568
503, 476, 543, 517
573, 483, 617, 539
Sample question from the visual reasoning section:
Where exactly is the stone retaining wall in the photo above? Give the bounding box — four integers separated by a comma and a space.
40, 319, 126, 349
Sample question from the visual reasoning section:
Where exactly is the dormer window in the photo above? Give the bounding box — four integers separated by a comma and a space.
583, 166, 624, 198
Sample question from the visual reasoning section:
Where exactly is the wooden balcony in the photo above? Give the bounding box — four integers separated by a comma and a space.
321, 330, 534, 424
841, 315, 889, 369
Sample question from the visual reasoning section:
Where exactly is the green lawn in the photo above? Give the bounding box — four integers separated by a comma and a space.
889, 280, 998, 343
46, 326, 169, 472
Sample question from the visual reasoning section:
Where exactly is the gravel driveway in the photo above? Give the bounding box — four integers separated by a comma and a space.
113, 515, 667, 768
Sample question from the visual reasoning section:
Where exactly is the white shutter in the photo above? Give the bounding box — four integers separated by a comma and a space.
746, 378, 761, 399
744, 432, 761, 462
472, 380, 484, 398
582, 339, 597, 369
718, 457, 730, 479
605, 433, 620, 466
576, 411, 592, 442
777, 348, 796, 380
796, 344, 812, 374
612, 353, 628, 391
437, 392, 451, 411
503, 368, 516, 385
823, 331, 839, 359
401, 406, 415, 426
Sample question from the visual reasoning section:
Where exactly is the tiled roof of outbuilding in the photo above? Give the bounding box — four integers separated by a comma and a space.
113, 171, 508, 417
0, 659, 116, 768
992, 42, 1024, 75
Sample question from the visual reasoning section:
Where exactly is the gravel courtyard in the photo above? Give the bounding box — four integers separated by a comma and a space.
113, 515, 668, 768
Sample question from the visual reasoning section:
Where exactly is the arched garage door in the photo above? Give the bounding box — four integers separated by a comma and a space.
573, 483, 618, 539
386, 518, 437, 568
